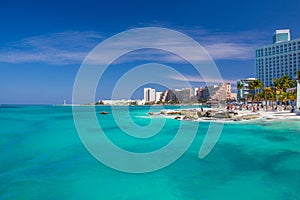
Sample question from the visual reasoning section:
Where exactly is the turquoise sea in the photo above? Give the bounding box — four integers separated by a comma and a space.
0, 105, 300, 199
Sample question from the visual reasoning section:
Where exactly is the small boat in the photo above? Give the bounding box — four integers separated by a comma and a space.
99, 111, 109, 114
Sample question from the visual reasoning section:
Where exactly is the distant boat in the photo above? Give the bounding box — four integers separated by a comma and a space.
99, 111, 109, 114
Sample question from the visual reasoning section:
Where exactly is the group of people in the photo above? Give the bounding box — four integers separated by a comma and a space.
226, 104, 296, 112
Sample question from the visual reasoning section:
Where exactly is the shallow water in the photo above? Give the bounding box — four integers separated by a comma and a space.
0, 105, 299, 199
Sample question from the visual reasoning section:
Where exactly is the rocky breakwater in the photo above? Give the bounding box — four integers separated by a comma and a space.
149, 109, 260, 121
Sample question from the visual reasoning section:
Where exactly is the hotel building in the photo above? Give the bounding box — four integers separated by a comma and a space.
255, 29, 300, 87
237, 78, 256, 101
197, 83, 234, 102
143, 88, 156, 102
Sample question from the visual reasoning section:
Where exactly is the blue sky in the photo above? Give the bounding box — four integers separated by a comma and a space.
1, 0, 300, 104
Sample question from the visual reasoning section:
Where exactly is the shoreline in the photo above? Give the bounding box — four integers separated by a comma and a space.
149, 107, 300, 123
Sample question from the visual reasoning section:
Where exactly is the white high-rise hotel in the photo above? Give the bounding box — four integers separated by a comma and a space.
143, 88, 156, 102
255, 29, 300, 87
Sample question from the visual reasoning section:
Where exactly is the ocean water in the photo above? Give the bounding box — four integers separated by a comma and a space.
0, 105, 300, 199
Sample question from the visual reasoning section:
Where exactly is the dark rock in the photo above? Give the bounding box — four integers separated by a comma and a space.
197, 111, 206, 117
205, 110, 216, 117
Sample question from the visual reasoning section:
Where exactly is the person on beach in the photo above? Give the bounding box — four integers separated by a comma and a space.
291, 106, 295, 113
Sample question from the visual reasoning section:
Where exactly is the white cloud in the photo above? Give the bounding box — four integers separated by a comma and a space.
0, 28, 268, 65
0, 31, 103, 65
187, 29, 268, 61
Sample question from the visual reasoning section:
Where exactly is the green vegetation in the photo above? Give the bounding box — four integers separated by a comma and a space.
249, 73, 298, 109
237, 82, 244, 91
249, 79, 263, 104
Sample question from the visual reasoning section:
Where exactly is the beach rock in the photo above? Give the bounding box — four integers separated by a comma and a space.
240, 115, 259, 120
204, 110, 216, 117
160, 110, 168, 115
197, 111, 206, 117
160, 110, 181, 115
174, 116, 182, 120
169, 111, 181, 115
182, 111, 199, 120
214, 112, 231, 118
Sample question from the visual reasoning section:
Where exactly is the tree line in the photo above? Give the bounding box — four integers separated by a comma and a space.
237, 71, 300, 110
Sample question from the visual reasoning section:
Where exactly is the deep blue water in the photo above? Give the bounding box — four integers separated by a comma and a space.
0, 105, 300, 199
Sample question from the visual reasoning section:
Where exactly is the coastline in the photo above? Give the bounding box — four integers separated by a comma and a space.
149, 107, 300, 123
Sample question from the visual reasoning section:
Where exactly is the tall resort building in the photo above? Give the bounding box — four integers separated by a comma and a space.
255, 29, 300, 87
143, 88, 156, 102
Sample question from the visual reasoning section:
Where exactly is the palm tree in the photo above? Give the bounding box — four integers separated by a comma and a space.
273, 75, 295, 107
263, 87, 274, 111
273, 77, 281, 106
269, 90, 276, 109
287, 91, 296, 106
246, 94, 254, 107
278, 91, 288, 108
258, 91, 265, 107
295, 70, 300, 110
237, 81, 244, 103
249, 79, 263, 105
276, 75, 295, 90
237, 82, 243, 89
